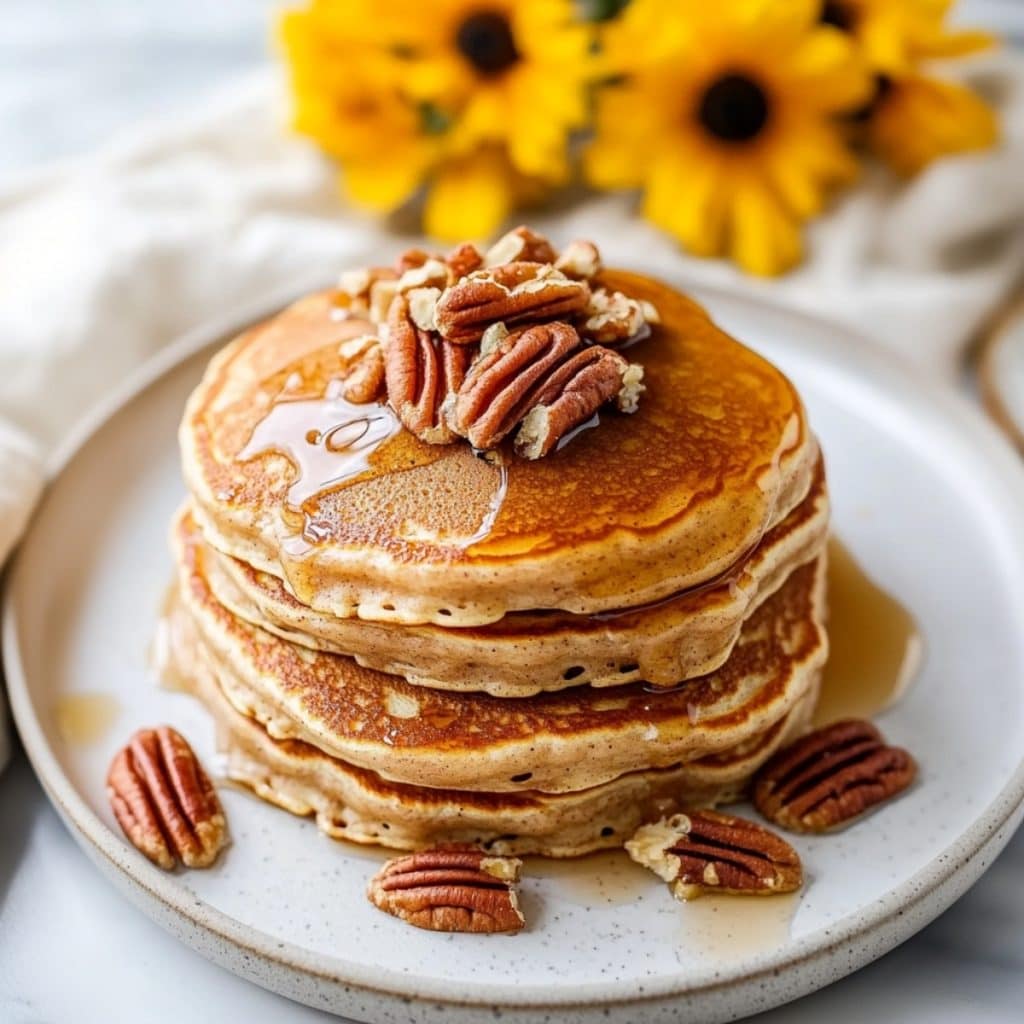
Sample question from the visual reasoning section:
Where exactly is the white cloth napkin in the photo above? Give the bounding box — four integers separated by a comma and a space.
1, 56, 1023, 768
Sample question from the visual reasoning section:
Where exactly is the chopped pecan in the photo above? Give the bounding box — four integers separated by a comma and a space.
484, 225, 558, 267
626, 810, 802, 900
395, 247, 438, 274
753, 719, 917, 833
367, 845, 525, 933
435, 263, 590, 344
386, 294, 471, 444
407, 286, 442, 332
397, 244, 483, 285
555, 239, 603, 280
453, 321, 581, 449
581, 287, 659, 346
514, 347, 637, 459
107, 726, 228, 870
337, 266, 398, 318
396, 258, 450, 293
368, 277, 400, 326
445, 241, 484, 279
337, 334, 386, 404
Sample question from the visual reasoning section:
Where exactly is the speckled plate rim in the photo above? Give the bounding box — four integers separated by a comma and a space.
979, 291, 1024, 451
6, 276, 1024, 1021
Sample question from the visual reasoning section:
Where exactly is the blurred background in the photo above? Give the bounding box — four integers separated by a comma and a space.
2, 0, 1021, 177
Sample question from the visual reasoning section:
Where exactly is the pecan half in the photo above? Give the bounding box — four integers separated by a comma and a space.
107, 726, 228, 870
484, 225, 558, 267
337, 334, 386, 404
367, 845, 525, 933
753, 719, 917, 833
386, 294, 471, 444
514, 347, 638, 459
626, 810, 802, 900
435, 263, 590, 344
453, 321, 581, 449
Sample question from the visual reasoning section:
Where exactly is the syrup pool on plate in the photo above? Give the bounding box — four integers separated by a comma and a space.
814, 539, 922, 725
54, 693, 121, 746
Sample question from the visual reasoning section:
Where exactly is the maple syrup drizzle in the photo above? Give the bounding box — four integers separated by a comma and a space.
813, 538, 921, 725
459, 459, 509, 549
237, 379, 403, 510
54, 693, 120, 746
237, 370, 516, 553
555, 411, 601, 452
678, 891, 800, 958
527, 849, 653, 906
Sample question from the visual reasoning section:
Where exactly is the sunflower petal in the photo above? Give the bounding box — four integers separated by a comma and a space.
729, 180, 803, 277
424, 150, 519, 241
869, 74, 999, 176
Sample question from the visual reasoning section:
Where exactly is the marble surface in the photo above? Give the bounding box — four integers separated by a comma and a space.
3, 1, 1024, 1021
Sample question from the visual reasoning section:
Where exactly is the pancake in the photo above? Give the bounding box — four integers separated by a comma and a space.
173, 514, 828, 794
196, 457, 827, 695
170, 581, 820, 856
182, 270, 818, 626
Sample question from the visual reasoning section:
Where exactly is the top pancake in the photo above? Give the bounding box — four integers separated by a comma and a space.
182, 270, 817, 626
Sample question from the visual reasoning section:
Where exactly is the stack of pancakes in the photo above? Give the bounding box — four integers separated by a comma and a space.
172, 269, 829, 857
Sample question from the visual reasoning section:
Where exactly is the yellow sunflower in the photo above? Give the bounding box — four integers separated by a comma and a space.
280, 3, 439, 211
280, 0, 592, 240
819, 0, 998, 175
587, 0, 872, 276
818, 0, 992, 72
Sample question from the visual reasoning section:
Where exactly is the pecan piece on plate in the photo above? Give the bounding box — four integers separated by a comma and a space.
367, 845, 525, 933
337, 334, 386, 404
626, 810, 802, 900
435, 263, 590, 344
107, 726, 228, 870
385, 293, 472, 444
514, 347, 643, 460
483, 225, 558, 267
753, 719, 917, 833
452, 321, 582, 449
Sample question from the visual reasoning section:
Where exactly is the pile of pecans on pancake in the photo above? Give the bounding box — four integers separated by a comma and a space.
332, 226, 655, 460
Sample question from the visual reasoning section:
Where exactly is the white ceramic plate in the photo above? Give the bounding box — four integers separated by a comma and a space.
7, 281, 1024, 1024
981, 296, 1024, 451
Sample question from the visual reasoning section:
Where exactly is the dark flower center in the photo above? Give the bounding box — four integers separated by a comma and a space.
820, 1, 856, 31
456, 10, 520, 75
698, 74, 770, 143
849, 74, 892, 122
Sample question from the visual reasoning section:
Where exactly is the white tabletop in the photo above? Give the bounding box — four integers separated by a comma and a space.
3, 2, 1024, 1020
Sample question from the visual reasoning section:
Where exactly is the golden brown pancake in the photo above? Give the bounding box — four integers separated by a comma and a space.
167, 580, 820, 857
193, 457, 827, 695
181, 271, 818, 626
173, 515, 827, 795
